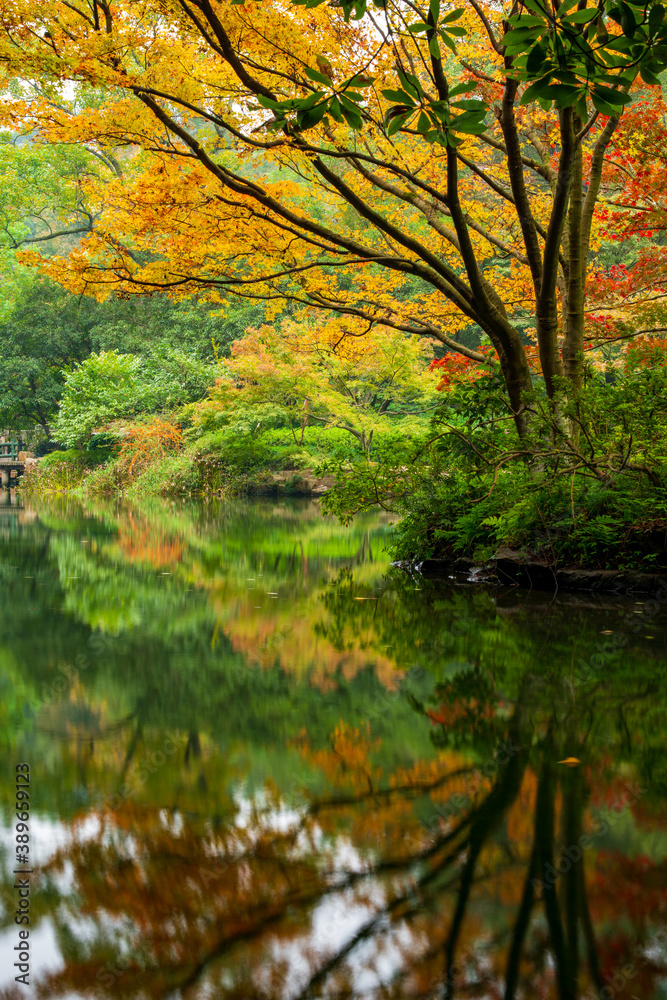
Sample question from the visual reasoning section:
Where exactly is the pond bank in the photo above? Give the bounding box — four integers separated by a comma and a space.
237, 468, 336, 496
413, 545, 667, 595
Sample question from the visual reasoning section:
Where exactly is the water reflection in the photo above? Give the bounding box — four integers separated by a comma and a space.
0, 497, 666, 999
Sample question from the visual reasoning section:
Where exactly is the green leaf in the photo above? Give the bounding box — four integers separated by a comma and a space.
451, 98, 486, 110
649, 4, 665, 30
298, 90, 326, 109
620, 0, 637, 33
397, 67, 423, 97
407, 20, 430, 32
438, 28, 457, 52
328, 97, 344, 122
341, 106, 363, 129
417, 111, 431, 132
521, 0, 554, 16
387, 110, 412, 135
502, 26, 543, 45
381, 88, 417, 104
304, 66, 333, 87
296, 102, 328, 130
520, 75, 556, 103
339, 93, 364, 113
526, 38, 550, 75
256, 94, 282, 110
429, 0, 441, 23
639, 63, 662, 84
448, 82, 473, 97
440, 7, 465, 22
542, 83, 580, 107
590, 98, 619, 116
451, 109, 487, 132
429, 35, 441, 57
562, 8, 598, 22
507, 13, 546, 26
591, 85, 632, 105
444, 24, 466, 35
556, 0, 580, 14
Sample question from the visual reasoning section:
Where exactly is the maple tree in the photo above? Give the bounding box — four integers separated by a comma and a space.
196, 318, 437, 453
0, 0, 665, 453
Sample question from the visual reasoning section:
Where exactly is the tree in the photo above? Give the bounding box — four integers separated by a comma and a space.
55, 349, 217, 446
0, 259, 264, 437
0, 270, 93, 435
1, 0, 667, 450
196, 319, 437, 453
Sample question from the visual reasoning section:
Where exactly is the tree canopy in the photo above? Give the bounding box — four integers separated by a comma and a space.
0, 0, 666, 441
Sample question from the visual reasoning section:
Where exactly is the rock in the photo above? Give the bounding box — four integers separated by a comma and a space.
248, 469, 335, 496
493, 547, 557, 589
413, 547, 667, 595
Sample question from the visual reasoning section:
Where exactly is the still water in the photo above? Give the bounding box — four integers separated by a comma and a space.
0, 493, 666, 999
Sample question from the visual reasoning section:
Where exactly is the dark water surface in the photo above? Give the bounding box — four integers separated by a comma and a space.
1, 492, 666, 999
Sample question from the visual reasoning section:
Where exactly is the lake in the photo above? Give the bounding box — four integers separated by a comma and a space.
0, 494, 666, 999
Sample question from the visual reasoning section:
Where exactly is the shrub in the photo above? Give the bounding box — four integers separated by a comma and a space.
324, 358, 667, 570
55, 349, 216, 446
19, 451, 88, 494
114, 418, 183, 479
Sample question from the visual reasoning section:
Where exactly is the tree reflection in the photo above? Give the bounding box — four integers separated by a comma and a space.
14, 671, 665, 1000
1, 500, 666, 999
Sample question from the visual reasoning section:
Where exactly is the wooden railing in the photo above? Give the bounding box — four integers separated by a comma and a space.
0, 442, 21, 460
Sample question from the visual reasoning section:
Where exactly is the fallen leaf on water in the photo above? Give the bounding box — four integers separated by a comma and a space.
558, 757, 581, 767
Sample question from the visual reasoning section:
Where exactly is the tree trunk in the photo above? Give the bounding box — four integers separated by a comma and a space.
562, 123, 585, 393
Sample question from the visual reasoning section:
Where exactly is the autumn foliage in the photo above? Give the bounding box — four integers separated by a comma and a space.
115, 418, 183, 479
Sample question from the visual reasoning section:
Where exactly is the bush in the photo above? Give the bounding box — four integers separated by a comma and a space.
390, 466, 667, 570
19, 451, 88, 494
55, 349, 216, 446
124, 452, 203, 499
324, 359, 667, 570
114, 418, 183, 479
33, 439, 61, 458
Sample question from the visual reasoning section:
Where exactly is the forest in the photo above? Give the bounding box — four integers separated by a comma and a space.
1, 0, 667, 569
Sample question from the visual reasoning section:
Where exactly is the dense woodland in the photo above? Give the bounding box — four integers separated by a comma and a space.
0, 0, 667, 567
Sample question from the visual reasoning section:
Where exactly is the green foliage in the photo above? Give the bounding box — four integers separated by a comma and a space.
271, 0, 667, 146
0, 272, 93, 434
195, 323, 437, 458
0, 136, 98, 251
55, 351, 144, 446
20, 452, 87, 494
325, 357, 667, 569
54, 349, 217, 446
0, 263, 268, 436
39, 448, 87, 469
